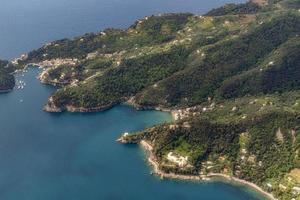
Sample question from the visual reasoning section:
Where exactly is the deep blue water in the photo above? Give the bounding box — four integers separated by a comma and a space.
0, 67, 267, 200
0, 0, 246, 59
0, 0, 268, 199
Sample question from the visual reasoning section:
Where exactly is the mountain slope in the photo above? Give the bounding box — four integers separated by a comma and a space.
16, 1, 300, 199
17, 1, 300, 112
125, 91, 300, 200
0, 60, 15, 92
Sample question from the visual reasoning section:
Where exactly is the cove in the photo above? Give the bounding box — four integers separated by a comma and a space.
0, 68, 269, 200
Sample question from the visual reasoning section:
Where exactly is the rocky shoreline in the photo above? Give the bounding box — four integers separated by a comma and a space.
126, 97, 173, 112
138, 140, 276, 200
43, 93, 178, 117
65, 104, 115, 112
0, 88, 13, 93
43, 102, 116, 113
126, 97, 179, 121
15, 66, 181, 116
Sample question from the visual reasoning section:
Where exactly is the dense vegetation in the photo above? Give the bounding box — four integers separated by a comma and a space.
127, 92, 300, 199
134, 11, 300, 107
0, 60, 15, 92
15, 1, 300, 110
218, 36, 300, 98
19, 13, 192, 64
205, 2, 262, 16
51, 45, 191, 109
18, 0, 300, 199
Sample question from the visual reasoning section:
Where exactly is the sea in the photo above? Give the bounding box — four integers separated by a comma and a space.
0, 0, 267, 199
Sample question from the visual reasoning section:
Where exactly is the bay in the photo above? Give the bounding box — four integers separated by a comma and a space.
0, 68, 267, 200
0, 0, 269, 199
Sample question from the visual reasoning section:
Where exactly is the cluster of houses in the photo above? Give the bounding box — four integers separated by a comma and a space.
37, 58, 78, 68
11, 54, 28, 65
173, 107, 199, 121
167, 152, 189, 168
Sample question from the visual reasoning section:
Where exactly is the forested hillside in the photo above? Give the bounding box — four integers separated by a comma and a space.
0, 59, 15, 92
17, 0, 300, 113
16, 0, 300, 199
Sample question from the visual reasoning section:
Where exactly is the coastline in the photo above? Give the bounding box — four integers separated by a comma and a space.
125, 97, 178, 121
0, 88, 13, 93
139, 140, 276, 200
10, 65, 282, 200
43, 103, 116, 113
42, 88, 178, 116
21, 68, 180, 117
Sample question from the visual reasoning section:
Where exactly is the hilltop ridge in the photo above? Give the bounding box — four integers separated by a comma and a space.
13, 0, 300, 199
16, 0, 300, 113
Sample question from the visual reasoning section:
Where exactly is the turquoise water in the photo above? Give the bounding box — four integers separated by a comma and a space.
0, 0, 246, 59
0, 68, 268, 200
